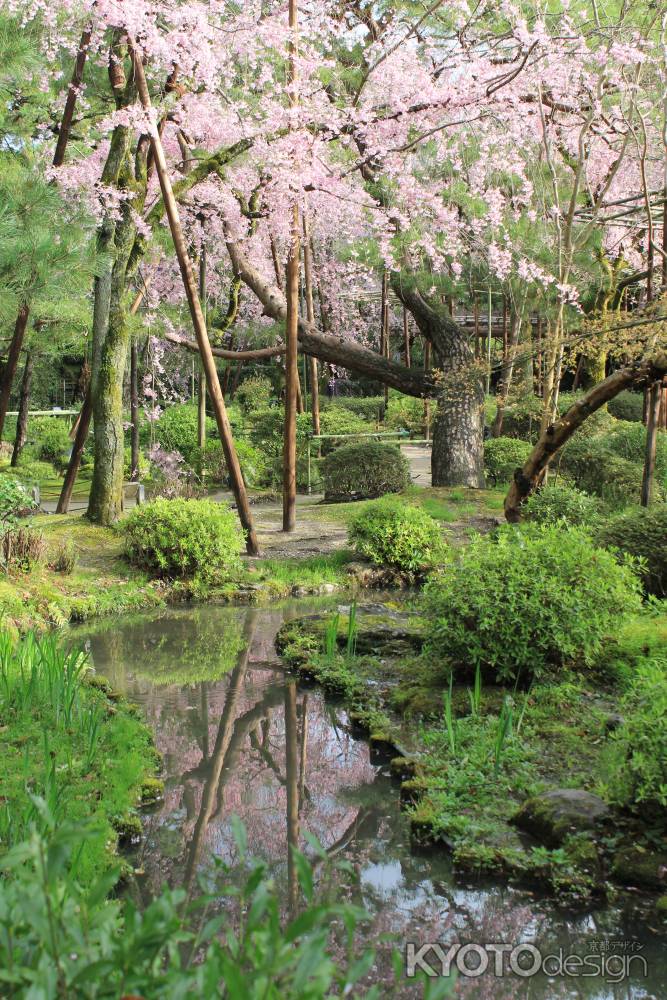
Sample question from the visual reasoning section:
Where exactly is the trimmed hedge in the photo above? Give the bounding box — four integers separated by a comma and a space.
349, 497, 445, 573
123, 498, 243, 582
484, 436, 532, 484
322, 441, 410, 501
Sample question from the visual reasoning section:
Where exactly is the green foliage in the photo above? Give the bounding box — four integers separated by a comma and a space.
349, 497, 445, 573
608, 390, 645, 422
318, 407, 376, 453
524, 483, 600, 527
0, 818, 424, 1000
0, 632, 155, 881
424, 525, 642, 683
603, 663, 667, 813
483, 436, 532, 484
27, 417, 71, 469
196, 438, 268, 488
2, 458, 57, 484
322, 442, 410, 501
235, 374, 274, 411
325, 396, 384, 421
597, 506, 667, 596
123, 499, 243, 582
385, 395, 425, 435
155, 404, 215, 466
559, 436, 648, 507
0, 475, 35, 526
605, 421, 667, 478
1, 525, 45, 572
247, 407, 314, 488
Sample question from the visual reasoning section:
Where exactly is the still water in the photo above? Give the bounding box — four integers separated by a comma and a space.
74, 602, 666, 999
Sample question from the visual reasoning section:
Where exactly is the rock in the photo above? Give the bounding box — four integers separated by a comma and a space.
603, 712, 625, 734
611, 847, 667, 890
512, 789, 610, 846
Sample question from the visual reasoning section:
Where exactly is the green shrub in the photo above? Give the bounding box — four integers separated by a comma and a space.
155, 404, 215, 466
349, 497, 445, 573
559, 438, 647, 507
0, 820, 393, 1000
325, 396, 384, 421
483, 437, 532, 484
487, 392, 543, 441
608, 390, 645, 422
603, 663, 667, 813
123, 498, 243, 581
247, 408, 314, 489
28, 417, 72, 469
4, 458, 59, 483
524, 483, 600, 527
423, 525, 642, 684
236, 374, 274, 412
197, 438, 268, 488
0, 475, 36, 526
385, 395, 425, 435
597, 506, 667, 596
322, 442, 410, 501
605, 421, 667, 478
123, 446, 150, 481
318, 408, 376, 453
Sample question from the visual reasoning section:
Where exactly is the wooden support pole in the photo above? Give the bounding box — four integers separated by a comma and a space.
403, 307, 411, 368
282, 0, 300, 533
380, 271, 389, 408
129, 337, 140, 480
198, 248, 207, 449
10, 350, 34, 467
302, 214, 320, 436
130, 42, 259, 555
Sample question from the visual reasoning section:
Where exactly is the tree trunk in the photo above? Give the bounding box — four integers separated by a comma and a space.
131, 44, 259, 554
641, 380, 662, 506
505, 352, 667, 521
57, 387, 93, 513
403, 307, 411, 367
283, 0, 300, 533
53, 27, 92, 167
0, 304, 30, 441
10, 349, 34, 466
130, 336, 140, 480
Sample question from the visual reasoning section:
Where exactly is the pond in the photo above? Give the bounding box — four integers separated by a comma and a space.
74, 602, 665, 999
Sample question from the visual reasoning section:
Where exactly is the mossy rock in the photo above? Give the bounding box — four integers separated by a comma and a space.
400, 777, 429, 805
389, 756, 419, 781
112, 812, 143, 846
611, 846, 667, 890
139, 777, 165, 805
512, 789, 610, 847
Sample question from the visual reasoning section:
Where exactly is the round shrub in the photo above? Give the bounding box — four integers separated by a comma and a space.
559, 439, 648, 508
597, 506, 667, 596
236, 375, 273, 412
325, 396, 384, 421
349, 497, 445, 573
317, 408, 376, 454
155, 404, 215, 467
28, 417, 71, 468
483, 437, 532, 485
322, 442, 410, 501
423, 525, 642, 684
196, 438, 268, 488
524, 483, 600, 528
603, 664, 667, 813
123, 498, 243, 581
608, 390, 645, 423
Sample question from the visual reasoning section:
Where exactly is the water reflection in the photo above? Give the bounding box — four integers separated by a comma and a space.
75, 604, 666, 999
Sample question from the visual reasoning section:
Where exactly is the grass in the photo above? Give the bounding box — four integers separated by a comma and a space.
0, 631, 159, 884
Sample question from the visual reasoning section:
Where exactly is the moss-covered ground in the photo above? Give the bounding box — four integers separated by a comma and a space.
276, 602, 667, 907
0, 637, 162, 885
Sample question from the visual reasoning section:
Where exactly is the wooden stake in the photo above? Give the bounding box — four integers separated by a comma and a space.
198, 248, 207, 449
403, 307, 411, 367
282, 0, 300, 533
130, 44, 259, 555
302, 214, 320, 436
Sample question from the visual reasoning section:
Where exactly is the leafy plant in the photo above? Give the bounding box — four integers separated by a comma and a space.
424, 525, 643, 683
443, 674, 457, 754
323, 612, 340, 659
524, 483, 600, 527
322, 442, 410, 501
468, 663, 482, 717
27, 416, 72, 470
602, 662, 667, 813
154, 403, 216, 466
346, 600, 358, 656
123, 498, 243, 582
493, 696, 513, 775
349, 497, 445, 573
483, 436, 532, 485
608, 390, 645, 423
235, 374, 274, 412
596, 506, 667, 596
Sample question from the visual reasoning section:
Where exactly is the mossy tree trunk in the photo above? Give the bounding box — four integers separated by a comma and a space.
10, 349, 33, 466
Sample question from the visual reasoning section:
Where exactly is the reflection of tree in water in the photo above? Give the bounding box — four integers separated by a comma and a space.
86, 607, 246, 687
